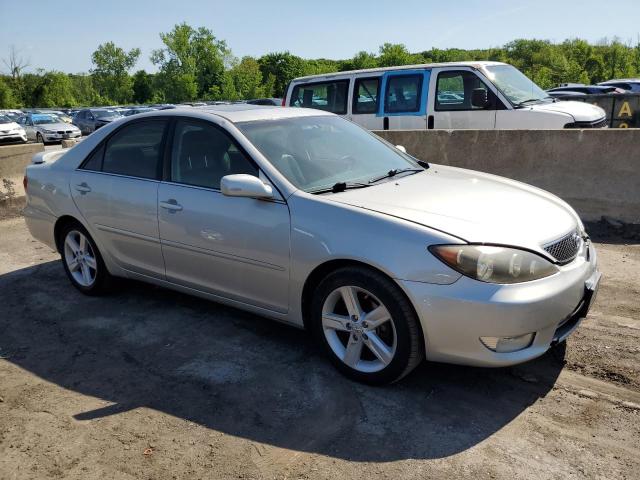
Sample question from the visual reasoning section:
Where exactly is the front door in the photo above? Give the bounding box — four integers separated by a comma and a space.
70, 119, 168, 278
379, 69, 430, 130
429, 68, 498, 129
158, 118, 291, 313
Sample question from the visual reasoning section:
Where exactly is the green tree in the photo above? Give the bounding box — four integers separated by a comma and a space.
151, 23, 230, 101
258, 52, 306, 97
378, 43, 414, 67
0, 76, 18, 108
91, 42, 140, 103
344, 51, 378, 70
132, 70, 154, 103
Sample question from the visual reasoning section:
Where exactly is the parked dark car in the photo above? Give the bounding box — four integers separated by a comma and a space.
246, 98, 283, 106
597, 79, 640, 93
123, 107, 157, 116
547, 85, 625, 95
73, 108, 123, 135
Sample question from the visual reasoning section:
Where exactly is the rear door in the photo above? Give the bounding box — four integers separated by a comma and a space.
379, 69, 430, 130
70, 119, 169, 278
429, 68, 498, 129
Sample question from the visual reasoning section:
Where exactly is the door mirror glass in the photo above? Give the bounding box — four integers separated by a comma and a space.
395, 145, 407, 153
221, 174, 273, 199
471, 88, 490, 108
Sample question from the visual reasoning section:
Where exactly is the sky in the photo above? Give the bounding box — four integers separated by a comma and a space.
1, 0, 639, 74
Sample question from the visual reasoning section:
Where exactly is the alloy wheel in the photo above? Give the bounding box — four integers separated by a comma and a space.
63, 230, 98, 287
321, 285, 397, 373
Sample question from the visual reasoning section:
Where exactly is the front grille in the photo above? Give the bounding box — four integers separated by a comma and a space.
544, 229, 581, 264
564, 117, 608, 128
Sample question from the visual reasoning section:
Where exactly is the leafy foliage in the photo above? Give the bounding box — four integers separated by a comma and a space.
2, 29, 640, 109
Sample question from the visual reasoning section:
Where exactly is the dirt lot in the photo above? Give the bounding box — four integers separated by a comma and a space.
0, 215, 638, 480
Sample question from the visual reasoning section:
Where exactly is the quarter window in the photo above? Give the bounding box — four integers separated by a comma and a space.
289, 80, 349, 114
102, 120, 167, 179
170, 119, 257, 190
353, 77, 380, 114
384, 75, 422, 113
436, 70, 493, 111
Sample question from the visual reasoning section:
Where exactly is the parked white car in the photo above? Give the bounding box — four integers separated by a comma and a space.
23, 106, 600, 384
0, 113, 27, 144
285, 62, 607, 130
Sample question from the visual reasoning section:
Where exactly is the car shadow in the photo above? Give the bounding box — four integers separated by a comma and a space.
0, 260, 566, 461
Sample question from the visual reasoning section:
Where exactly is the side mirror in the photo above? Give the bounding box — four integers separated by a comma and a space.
220, 174, 273, 199
471, 88, 490, 108
395, 145, 407, 153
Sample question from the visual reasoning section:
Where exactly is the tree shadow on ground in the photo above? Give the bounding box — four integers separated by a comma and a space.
0, 260, 566, 461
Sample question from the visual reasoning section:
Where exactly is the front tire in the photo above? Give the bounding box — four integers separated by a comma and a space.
59, 223, 113, 295
311, 266, 424, 385
36, 132, 44, 144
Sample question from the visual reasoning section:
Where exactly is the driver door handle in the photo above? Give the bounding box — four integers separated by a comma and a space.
159, 199, 183, 211
75, 183, 91, 193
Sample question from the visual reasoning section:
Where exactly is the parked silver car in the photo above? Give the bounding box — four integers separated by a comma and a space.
23, 106, 600, 384
0, 113, 27, 143
18, 113, 81, 144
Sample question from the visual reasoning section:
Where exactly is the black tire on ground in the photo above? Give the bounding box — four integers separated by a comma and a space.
59, 221, 115, 296
310, 266, 424, 385
36, 133, 44, 144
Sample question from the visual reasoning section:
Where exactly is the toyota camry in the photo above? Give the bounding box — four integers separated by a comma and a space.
23, 105, 600, 384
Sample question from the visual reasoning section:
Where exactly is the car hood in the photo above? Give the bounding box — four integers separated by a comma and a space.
36, 122, 76, 130
0, 121, 21, 130
329, 165, 579, 253
529, 100, 605, 122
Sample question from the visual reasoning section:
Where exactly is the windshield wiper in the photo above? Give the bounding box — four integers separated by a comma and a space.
369, 167, 424, 184
516, 98, 546, 107
309, 181, 371, 194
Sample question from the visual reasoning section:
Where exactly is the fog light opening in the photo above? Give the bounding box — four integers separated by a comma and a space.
480, 333, 535, 353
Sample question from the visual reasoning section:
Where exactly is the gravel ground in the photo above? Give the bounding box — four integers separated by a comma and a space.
0, 215, 638, 480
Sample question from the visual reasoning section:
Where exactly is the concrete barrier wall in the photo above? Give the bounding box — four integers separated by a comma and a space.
0, 143, 44, 200
374, 129, 639, 223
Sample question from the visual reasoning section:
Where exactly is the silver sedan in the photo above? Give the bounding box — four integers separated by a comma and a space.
23, 106, 600, 384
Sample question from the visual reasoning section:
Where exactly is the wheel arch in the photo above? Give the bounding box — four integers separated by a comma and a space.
300, 259, 424, 341
53, 215, 86, 253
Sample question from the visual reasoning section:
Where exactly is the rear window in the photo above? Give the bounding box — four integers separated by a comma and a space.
289, 80, 349, 114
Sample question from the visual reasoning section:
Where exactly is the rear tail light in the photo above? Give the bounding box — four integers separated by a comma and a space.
281, 97, 286, 107
23, 175, 28, 192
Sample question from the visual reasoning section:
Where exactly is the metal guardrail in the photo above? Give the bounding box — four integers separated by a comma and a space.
556, 93, 640, 128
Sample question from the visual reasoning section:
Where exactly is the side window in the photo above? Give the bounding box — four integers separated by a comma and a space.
81, 144, 105, 171
171, 119, 257, 190
436, 70, 493, 111
384, 75, 422, 113
77, 111, 86, 120
289, 80, 349, 114
102, 120, 166, 179
353, 77, 380, 114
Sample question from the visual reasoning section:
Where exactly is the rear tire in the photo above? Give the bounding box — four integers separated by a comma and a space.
310, 266, 424, 385
59, 222, 114, 295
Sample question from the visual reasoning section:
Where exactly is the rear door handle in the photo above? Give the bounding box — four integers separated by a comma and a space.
75, 183, 91, 193
159, 199, 183, 211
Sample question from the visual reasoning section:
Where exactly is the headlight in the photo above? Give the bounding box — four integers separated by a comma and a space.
429, 245, 559, 284
43, 129, 55, 134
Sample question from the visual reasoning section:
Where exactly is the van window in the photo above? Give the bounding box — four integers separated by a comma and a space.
353, 77, 380, 114
290, 80, 349, 114
436, 70, 493, 111
384, 75, 422, 113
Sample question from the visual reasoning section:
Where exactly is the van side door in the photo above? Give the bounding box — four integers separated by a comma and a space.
429, 67, 500, 129
350, 76, 383, 130
379, 70, 430, 130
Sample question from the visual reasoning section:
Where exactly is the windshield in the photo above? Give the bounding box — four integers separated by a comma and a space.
237, 115, 421, 192
32, 114, 58, 125
484, 65, 550, 106
93, 109, 121, 119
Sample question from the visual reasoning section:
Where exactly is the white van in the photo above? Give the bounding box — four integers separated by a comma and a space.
284, 62, 607, 130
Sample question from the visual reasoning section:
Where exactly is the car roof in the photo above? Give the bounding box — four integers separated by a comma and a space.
174, 104, 332, 123
291, 61, 508, 82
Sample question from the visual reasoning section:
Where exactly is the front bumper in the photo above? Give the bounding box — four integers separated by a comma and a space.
400, 241, 599, 367
0, 132, 27, 143
42, 131, 81, 142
